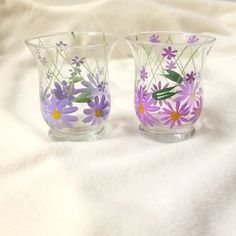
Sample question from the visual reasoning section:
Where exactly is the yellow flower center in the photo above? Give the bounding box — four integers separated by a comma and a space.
190, 92, 196, 101
171, 111, 180, 122
95, 109, 103, 118
138, 103, 145, 113
52, 109, 61, 120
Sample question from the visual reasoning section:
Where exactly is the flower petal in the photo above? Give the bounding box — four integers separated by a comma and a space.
61, 106, 78, 114
62, 115, 78, 122
83, 115, 93, 123
83, 108, 93, 115
176, 101, 180, 111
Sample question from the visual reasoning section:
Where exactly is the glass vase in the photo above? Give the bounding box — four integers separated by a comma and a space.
126, 31, 216, 142
26, 32, 116, 141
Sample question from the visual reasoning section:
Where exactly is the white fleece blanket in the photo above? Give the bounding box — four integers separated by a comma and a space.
1, 0, 236, 235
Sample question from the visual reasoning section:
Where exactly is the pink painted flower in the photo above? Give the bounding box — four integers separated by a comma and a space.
187, 35, 199, 44
175, 79, 201, 108
161, 101, 189, 128
135, 86, 160, 126
150, 34, 160, 43
185, 71, 196, 83
190, 97, 203, 123
162, 46, 178, 60
140, 66, 148, 81
165, 60, 176, 70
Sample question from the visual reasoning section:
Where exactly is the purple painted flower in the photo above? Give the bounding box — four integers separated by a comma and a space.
135, 86, 160, 126
140, 66, 148, 81
71, 56, 85, 67
52, 80, 80, 105
150, 34, 160, 43
151, 81, 169, 106
70, 56, 85, 74
162, 46, 178, 60
78, 73, 107, 98
98, 66, 105, 75
35, 48, 40, 56
46, 71, 53, 80
35, 49, 47, 64
187, 35, 199, 44
185, 71, 196, 83
161, 101, 189, 128
83, 95, 110, 125
190, 97, 203, 123
40, 57, 47, 65
175, 79, 201, 108
41, 95, 78, 128
165, 60, 176, 70
56, 41, 68, 47
35, 48, 41, 59
97, 81, 107, 93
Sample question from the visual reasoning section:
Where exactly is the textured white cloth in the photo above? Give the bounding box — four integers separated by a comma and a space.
1, 0, 236, 235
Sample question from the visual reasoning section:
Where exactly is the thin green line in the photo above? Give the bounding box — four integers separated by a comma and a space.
183, 46, 201, 71
38, 39, 63, 85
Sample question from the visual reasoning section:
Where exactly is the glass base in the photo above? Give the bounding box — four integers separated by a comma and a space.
139, 124, 195, 143
48, 126, 105, 141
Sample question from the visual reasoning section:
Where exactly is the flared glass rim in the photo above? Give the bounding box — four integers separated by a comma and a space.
125, 31, 216, 47
25, 31, 116, 49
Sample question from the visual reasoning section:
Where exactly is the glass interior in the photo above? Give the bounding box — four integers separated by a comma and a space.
26, 32, 115, 48
126, 31, 216, 46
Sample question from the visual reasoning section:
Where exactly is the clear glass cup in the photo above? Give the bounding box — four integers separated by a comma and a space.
26, 32, 116, 141
126, 31, 216, 142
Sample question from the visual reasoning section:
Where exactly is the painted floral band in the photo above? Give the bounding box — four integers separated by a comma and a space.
29, 32, 209, 132
34, 40, 110, 129
134, 34, 203, 128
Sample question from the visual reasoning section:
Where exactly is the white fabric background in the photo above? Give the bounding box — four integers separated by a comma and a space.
1, 0, 236, 235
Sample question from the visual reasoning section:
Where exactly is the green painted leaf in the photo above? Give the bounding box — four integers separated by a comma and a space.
70, 74, 83, 83
73, 76, 83, 83
163, 70, 183, 83
152, 85, 178, 100
74, 92, 91, 103
152, 91, 179, 100
152, 85, 177, 97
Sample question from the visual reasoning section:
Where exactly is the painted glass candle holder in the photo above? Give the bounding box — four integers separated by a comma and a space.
126, 32, 215, 142
26, 32, 116, 141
